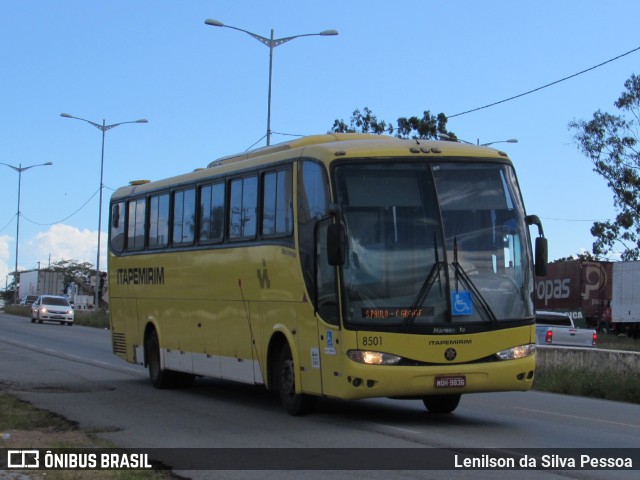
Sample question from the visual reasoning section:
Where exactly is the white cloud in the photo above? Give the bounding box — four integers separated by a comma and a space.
0, 225, 110, 289
25, 224, 107, 271
0, 234, 10, 286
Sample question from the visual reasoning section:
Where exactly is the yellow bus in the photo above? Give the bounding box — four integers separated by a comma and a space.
108, 133, 547, 415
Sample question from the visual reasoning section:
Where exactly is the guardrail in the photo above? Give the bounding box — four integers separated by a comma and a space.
536, 346, 640, 376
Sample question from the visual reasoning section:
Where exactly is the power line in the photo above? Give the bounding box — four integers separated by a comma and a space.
244, 133, 268, 151
0, 213, 17, 234
21, 188, 100, 226
447, 45, 640, 119
541, 216, 610, 223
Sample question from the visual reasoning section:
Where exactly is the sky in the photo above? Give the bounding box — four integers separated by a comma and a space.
1, 0, 639, 289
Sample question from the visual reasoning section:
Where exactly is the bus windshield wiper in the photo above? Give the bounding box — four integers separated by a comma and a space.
452, 238, 498, 323
404, 236, 444, 330
404, 262, 445, 331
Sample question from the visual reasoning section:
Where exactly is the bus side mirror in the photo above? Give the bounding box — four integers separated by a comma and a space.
526, 215, 547, 277
535, 236, 548, 277
327, 223, 346, 266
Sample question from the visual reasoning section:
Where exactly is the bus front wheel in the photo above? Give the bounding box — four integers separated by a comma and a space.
422, 394, 461, 414
277, 344, 316, 416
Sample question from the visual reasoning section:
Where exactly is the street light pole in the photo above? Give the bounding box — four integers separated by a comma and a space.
480, 139, 518, 147
0, 161, 53, 303
60, 113, 148, 309
205, 18, 338, 146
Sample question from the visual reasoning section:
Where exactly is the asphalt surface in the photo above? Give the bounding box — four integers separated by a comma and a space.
1, 312, 639, 480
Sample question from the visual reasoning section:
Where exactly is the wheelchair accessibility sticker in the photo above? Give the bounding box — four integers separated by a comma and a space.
324, 330, 336, 355
451, 291, 473, 316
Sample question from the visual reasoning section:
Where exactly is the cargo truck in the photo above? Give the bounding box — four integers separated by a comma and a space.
535, 260, 640, 337
18, 270, 65, 301
610, 262, 640, 337
534, 260, 611, 328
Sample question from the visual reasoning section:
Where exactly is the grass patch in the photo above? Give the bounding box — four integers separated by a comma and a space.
3, 304, 110, 329
0, 393, 173, 479
74, 308, 110, 328
596, 334, 640, 352
0, 394, 73, 431
533, 365, 640, 403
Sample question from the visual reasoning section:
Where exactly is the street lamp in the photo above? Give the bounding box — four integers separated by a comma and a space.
205, 18, 338, 146
60, 113, 148, 309
480, 139, 518, 147
0, 161, 53, 304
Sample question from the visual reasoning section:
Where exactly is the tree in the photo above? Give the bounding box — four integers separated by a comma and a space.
551, 251, 597, 263
570, 74, 640, 260
49, 259, 94, 293
1, 277, 16, 304
331, 107, 456, 140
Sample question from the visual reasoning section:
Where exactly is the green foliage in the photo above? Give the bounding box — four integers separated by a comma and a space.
331, 107, 456, 140
569, 74, 640, 260
596, 333, 640, 352
74, 308, 110, 328
49, 258, 95, 291
0, 394, 72, 431
551, 251, 597, 263
0, 287, 14, 304
533, 365, 640, 403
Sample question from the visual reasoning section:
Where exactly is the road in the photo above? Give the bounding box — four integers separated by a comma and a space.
1, 311, 639, 480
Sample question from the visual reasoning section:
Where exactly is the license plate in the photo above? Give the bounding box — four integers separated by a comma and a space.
435, 376, 466, 388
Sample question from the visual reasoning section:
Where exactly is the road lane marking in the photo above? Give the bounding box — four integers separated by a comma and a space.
514, 406, 640, 429
378, 424, 422, 435
0, 337, 146, 377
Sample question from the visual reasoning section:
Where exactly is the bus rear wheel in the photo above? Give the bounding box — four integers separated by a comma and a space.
146, 329, 195, 389
277, 344, 316, 416
422, 394, 461, 414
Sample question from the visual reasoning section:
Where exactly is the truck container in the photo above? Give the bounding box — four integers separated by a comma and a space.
611, 261, 640, 337
19, 270, 65, 300
534, 260, 612, 328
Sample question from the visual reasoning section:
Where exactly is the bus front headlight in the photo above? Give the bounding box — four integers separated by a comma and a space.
495, 344, 535, 360
347, 350, 402, 365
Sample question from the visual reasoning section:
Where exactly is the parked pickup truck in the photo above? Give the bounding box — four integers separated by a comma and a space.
535, 311, 597, 347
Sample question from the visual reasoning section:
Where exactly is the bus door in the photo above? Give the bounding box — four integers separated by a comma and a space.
315, 218, 344, 396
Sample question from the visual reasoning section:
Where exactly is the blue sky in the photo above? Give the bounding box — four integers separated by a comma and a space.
1, 0, 639, 286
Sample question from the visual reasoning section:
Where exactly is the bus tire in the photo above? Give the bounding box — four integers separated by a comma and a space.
147, 329, 175, 389
422, 394, 461, 414
277, 343, 316, 416
146, 329, 195, 389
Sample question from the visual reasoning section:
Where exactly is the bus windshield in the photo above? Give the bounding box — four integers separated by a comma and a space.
333, 160, 534, 330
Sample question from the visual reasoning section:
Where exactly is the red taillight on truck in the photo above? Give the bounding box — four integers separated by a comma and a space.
545, 330, 553, 345
592, 332, 597, 347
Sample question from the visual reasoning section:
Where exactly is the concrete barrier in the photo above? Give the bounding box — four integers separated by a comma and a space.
536, 346, 640, 376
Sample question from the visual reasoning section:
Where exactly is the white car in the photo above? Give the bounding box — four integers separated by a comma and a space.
31, 295, 74, 326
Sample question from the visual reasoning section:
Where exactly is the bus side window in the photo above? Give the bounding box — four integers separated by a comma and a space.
127, 198, 146, 251
110, 202, 125, 252
149, 193, 169, 248
316, 218, 340, 325
173, 188, 196, 246
262, 169, 292, 237
199, 182, 225, 244
229, 176, 258, 240
297, 160, 337, 324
